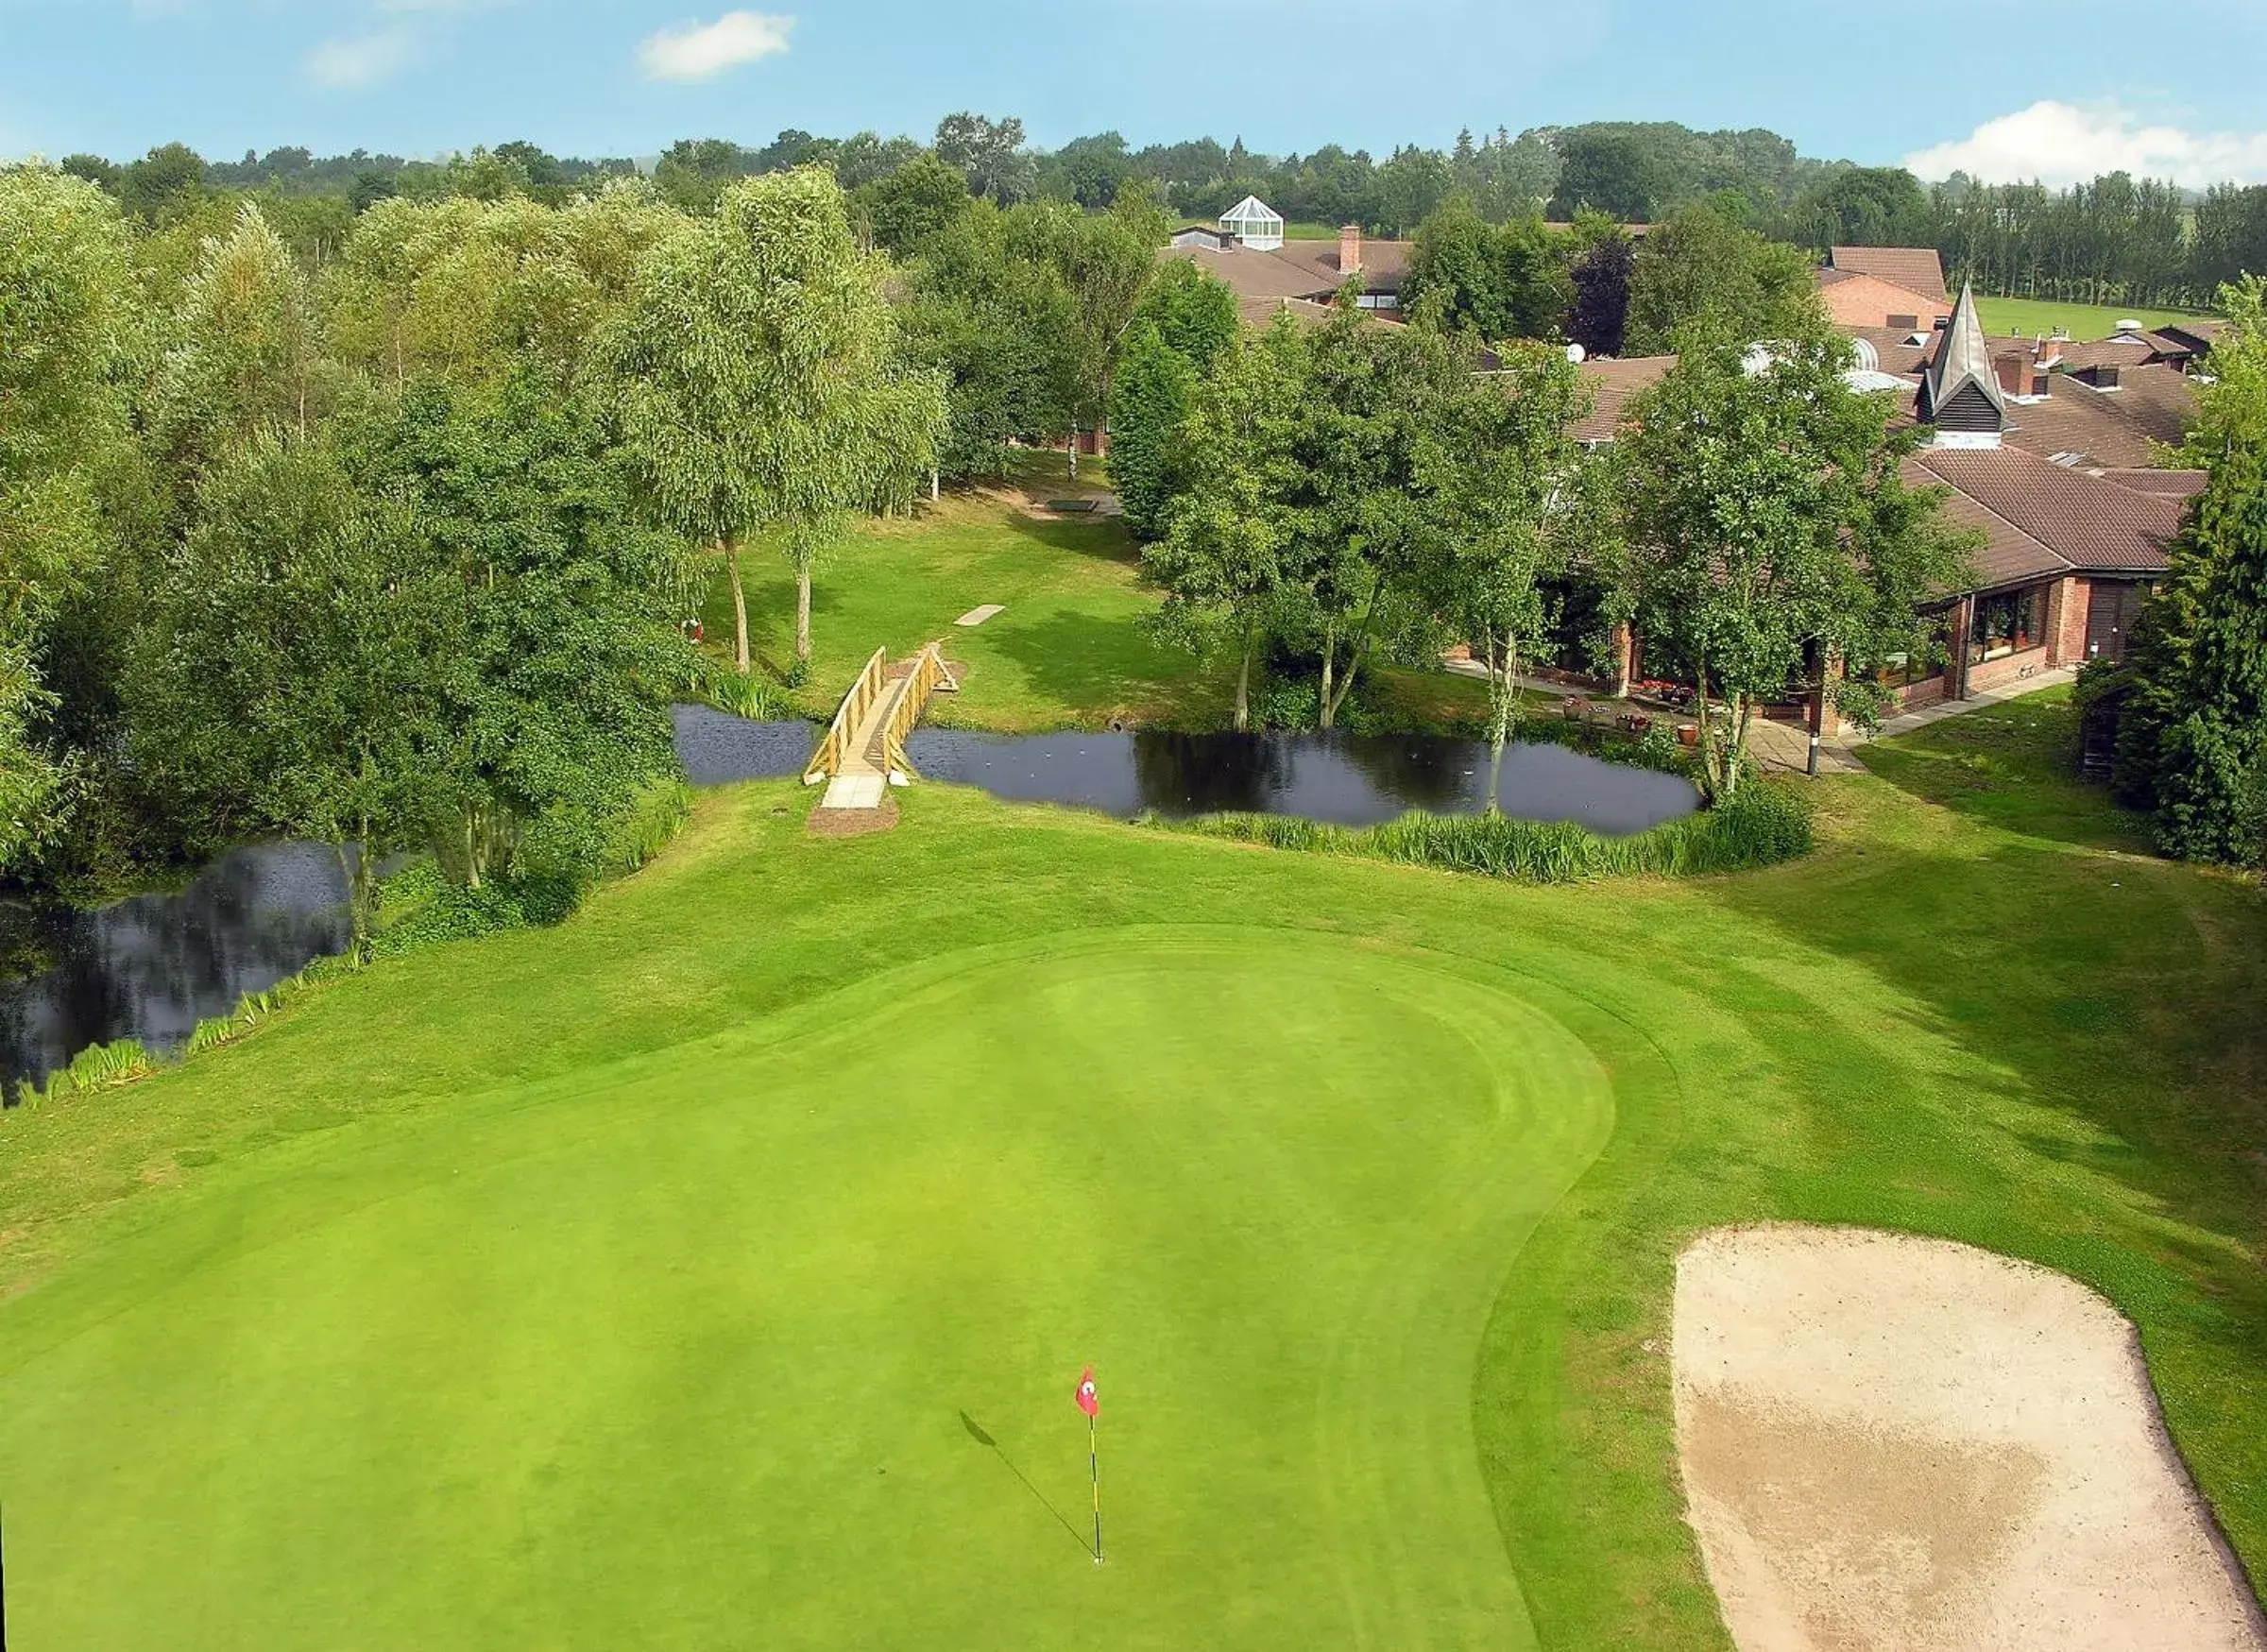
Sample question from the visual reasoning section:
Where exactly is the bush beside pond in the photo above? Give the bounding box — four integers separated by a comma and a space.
1156, 781, 1813, 883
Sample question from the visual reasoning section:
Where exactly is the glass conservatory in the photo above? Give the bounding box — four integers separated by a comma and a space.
1219, 196, 1285, 251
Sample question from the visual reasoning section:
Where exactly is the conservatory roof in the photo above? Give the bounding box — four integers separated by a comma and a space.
1221, 196, 1284, 224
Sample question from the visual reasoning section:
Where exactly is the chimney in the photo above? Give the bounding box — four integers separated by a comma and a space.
1339, 223, 1363, 275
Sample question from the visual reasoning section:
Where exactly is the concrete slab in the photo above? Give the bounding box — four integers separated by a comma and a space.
955, 605, 1006, 628
821, 774, 887, 810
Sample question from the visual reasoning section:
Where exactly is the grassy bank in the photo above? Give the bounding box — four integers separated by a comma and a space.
696, 458, 1497, 737
0, 694, 2259, 1648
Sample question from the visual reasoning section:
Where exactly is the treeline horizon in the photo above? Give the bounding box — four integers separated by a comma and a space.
49, 114, 2267, 313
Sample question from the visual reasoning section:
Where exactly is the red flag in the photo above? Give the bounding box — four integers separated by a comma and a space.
1074, 1366, 1099, 1419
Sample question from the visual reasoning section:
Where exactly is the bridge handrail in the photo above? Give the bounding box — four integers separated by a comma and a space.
805, 647, 892, 784
880, 642, 953, 780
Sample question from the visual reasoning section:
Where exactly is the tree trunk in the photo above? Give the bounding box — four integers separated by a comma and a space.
930, 468, 941, 503
795, 557, 813, 664
334, 839, 378, 964
1323, 571, 1386, 728
1486, 631, 1523, 813
1234, 622, 1254, 732
1067, 426, 1079, 484
725, 539, 750, 676
1319, 620, 1337, 731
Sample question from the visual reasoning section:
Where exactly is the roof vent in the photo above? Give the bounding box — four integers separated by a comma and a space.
2114, 318, 2144, 337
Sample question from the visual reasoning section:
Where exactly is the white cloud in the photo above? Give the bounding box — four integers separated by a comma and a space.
638, 11, 793, 82
1906, 101, 2267, 189
305, 25, 419, 89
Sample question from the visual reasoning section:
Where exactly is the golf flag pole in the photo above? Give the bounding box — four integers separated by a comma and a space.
1075, 1366, 1101, 1564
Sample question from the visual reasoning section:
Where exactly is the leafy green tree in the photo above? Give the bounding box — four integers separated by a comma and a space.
1107, 262, 1236, 537
1423, 343, 1594, 797
2111, 277, 2267, 864
934, 113, 1034, 205
1371, 145, 1454, 235
1794, 166, 1932, 249
1548, 129, 1666, 223
0, 166, 145, 871
128, 438, 435, 946
1013, 192, 1168, 476
339, 376, 696, 895
654, 138, 757, 215
1146, 318, 1308, 730
899, 202, 1082, 480
153, 201, 331, 483
1612, 332, 1975, 801
1624, 199, 1821, 354
850, 152, 971, 258
1403, 200, 1573, 342
608, 168, 946, 671
119, 143, 208, 220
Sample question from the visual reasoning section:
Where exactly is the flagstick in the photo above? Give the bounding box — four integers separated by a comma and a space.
1088, 1412, 1102, 1565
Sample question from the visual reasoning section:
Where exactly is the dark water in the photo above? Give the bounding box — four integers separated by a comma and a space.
903, 728, 1699, 833
664, 707, 1698, 837
0, 843, 355, 1094
671, 705, 819, 785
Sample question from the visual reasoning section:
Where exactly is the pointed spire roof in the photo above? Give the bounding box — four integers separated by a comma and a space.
1924, 281, 2007, 426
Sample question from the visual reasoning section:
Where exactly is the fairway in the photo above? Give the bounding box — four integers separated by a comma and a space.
0, 929, 1616, 1649
1973, 293, 2216, 341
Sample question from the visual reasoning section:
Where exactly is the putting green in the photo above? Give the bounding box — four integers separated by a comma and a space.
0, 928, 1615, 1649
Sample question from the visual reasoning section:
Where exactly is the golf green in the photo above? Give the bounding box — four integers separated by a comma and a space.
0, 928, 1616, 1649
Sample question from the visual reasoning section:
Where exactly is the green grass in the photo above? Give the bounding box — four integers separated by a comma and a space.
0, 690, 2260, 1646
702, 471, 1493, 736
1972, 293, 2217, 341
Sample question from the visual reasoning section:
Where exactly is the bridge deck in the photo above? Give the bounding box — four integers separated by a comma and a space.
818, 670, 916, 811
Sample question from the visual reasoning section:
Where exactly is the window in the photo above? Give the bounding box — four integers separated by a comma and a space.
1874, 610, 1951, 687
1970, 584, 2047, 664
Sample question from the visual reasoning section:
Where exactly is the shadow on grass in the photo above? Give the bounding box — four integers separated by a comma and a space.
987, 609, 1219, 725
958, 1410, 1094, 1557
1853, 691, 2155, 855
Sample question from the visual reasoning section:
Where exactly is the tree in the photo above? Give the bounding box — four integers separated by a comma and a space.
128, 438, 436, 946
152, 201, 331, 483
1612, 332, 1975, 801
338, 376, 696, 896
1567, 226, 1635, 357
1549, 128, 1666, 223
2110, 277, 2267, 864
1624, 199, 1821, 354
1107, 262, 1237, 537
850, 152, 971, 258
1402, 201, 1573, 342
607, 168, 946, 672
1795, 165, 1932, 250
1423, 343, 1594, 798
0, 166, 144, 873
1146, 319, 1308, 731
1014, 192, 1168, 476
934, 113, 1034, 205
900, 202, 1082, 481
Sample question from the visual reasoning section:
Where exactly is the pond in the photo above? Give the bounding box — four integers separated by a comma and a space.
668, 707, 1700, 836
0, 843, 355, 1096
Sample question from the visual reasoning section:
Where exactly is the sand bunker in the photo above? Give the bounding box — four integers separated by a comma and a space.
1674, 1225, 2266, 1652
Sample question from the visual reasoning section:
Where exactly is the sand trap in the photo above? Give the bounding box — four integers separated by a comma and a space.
955, 605, 1006, 628
1674, 1225, 2266, 1652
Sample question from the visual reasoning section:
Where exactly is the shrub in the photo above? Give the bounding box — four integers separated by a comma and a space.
709, 670, 791, 722
1162, 782, 1811, 884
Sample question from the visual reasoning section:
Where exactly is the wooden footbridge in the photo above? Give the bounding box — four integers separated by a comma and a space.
804, 642, 960, 812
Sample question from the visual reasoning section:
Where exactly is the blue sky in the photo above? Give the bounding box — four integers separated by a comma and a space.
5, 0, 2267, 185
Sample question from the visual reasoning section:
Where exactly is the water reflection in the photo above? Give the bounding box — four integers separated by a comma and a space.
900, 727, 1699, 835
0, 843, 354, 1094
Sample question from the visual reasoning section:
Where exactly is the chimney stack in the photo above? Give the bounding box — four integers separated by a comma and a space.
1339, 223, 1363, 275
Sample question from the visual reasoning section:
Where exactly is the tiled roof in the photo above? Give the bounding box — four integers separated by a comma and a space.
2096, 468, 2207, 498
1830, 247, 1949, 302
2000, 366, 2197, 468
1159, 236, 1411, 306
1573, 355, 1677, 443
1844, 326, 1935, 376
1902, 457, 2071, 588
1912, 445, 2180, 577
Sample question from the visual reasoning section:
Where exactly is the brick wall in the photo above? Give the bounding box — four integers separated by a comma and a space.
2047, 575, 2090, 667
1969, 644, 2054, 694
1818, 273, 1953, 332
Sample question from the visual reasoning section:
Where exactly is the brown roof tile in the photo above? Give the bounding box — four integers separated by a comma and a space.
1831, 247, 1949, 302
2000, 366, 2196, 468
1573, 355, 1677, 443
1159, 236, 1411, 307
1912, 445, 2179, 576
2095, 468, 2207, 498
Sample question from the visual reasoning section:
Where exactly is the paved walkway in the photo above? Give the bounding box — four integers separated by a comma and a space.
1448, 657, 2081, 777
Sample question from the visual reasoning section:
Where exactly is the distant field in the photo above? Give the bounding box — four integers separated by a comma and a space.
1974, 294, 2215, 340
1284, 222, 1342, 240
